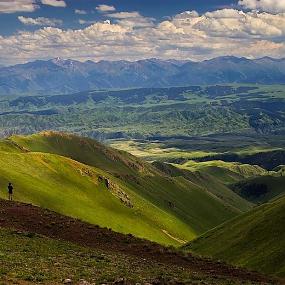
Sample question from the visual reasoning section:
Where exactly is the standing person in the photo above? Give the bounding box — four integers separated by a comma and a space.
8, 183, 13, 201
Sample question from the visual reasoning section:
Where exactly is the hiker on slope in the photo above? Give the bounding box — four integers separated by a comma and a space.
8, 182, 13, 201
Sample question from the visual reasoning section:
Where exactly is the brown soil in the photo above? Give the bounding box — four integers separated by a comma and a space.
0, 199, 281, 284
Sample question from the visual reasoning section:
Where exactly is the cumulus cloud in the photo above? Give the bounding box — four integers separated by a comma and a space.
96, 4, 116, 13
75, 9, 87, 15
239, 0, 285, 13
0, 8, 285, 65
172, 9, 285, 38
0, 0, 66, 14
18, 16, 62, 26
41, 0, 66, 8
0, 0, 38, 13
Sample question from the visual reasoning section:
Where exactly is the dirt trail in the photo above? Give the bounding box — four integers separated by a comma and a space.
0, 199, 281, 284
161, 229, 187, 244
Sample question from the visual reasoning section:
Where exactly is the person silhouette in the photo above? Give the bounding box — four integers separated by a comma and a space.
8, 183, 13, 201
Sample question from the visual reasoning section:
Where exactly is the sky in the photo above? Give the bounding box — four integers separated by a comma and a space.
0, 0, 285, 65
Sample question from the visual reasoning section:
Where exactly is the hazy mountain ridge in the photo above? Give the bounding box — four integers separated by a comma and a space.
1, 56, 285, 95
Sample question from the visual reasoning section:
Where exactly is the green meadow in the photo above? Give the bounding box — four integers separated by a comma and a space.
0, 132, 251, 246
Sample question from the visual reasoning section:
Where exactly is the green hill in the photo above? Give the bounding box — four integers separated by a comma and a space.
184, 195, 285, 277
178, 160, 266, 183
0, 131, 249, 246
9, 131, 154, 176
153, 161, 254, 212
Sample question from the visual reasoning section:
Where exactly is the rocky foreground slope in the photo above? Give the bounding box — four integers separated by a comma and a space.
0, 199, 280, 285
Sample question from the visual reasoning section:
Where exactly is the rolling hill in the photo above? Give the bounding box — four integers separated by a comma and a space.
0, 131, 251, 246
197, 149, 285, 171
153, 160, 270, 212
0, 83, 284, 140
184, 195, 285, 277
177, 160, 266, 183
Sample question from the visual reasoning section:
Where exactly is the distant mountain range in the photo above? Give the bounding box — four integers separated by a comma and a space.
0, 56, 285, 95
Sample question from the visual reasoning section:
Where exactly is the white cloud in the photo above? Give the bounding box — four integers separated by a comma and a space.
79, 19, 111, 25
239, 0, 285, 13
172, 9, 285, 38
0, 0, 38, 13
96, 4, 116, 13
107, 12, 141, 19
75, 9, 87, 15
174, 11, 200, 19
78, 19, 96, 25
0, 0, 67, 14
0, 8, 285, 65
41, 0, 66, 8
106, 12, 155, 28
18, 16, 62, 26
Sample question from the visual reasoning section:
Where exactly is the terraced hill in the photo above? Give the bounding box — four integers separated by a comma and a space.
184, 195, 285, 277
0, 132, 251, 246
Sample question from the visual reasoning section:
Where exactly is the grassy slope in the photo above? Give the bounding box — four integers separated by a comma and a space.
0, 132, 244, 246
155, 158, 283, 211
186, 172, 253, 212
153, 161, 253, 213
0, 151, 196, 246
184, 196, 285, 277
179, 160, 266, 183
0, 229, 227, 284
9, 131, 151, 176
176, 160, 268, 212
0, 199, 276, 285
0, 227, 273, 285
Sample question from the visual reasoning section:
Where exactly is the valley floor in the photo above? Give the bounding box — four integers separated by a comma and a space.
0, 199, 280, 285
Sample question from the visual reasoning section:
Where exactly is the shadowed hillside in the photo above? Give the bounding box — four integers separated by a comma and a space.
231, 175, 285, 204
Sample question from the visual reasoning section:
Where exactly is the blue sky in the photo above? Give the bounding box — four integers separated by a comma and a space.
1, 0, 236, 36
0, 0, 284, 65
